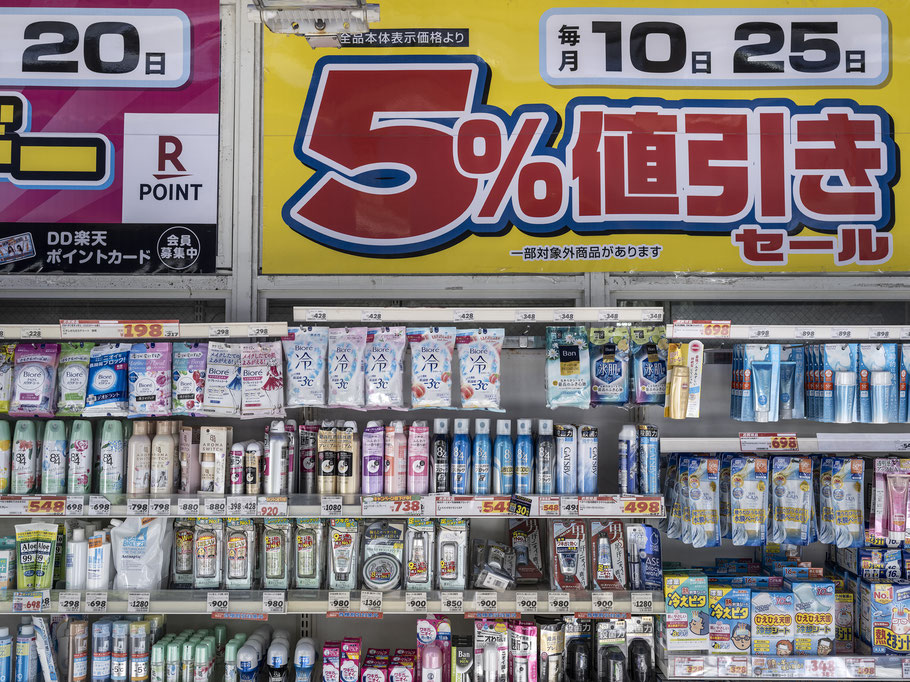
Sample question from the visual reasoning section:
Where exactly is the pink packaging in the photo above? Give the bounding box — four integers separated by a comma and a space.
343, 637, 363, 660
416, 618, 452, 682
394, 650, 417, 659
341, 658, 361, 682
367, 649, 390, 659
9, 343, 60, 417
508, 621, 538, 682
128, 342, 172, 416
361, 663, 388, 682
389, 663, 414, 682
240, 341, 285, 418
172, 342, 207, 417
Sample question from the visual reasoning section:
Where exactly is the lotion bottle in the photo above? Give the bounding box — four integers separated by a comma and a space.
126, 421, 151, 495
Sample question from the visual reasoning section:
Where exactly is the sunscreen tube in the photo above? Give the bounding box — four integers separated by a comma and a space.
779, 361, 796, 420
887, 474, 910, 543
751, 361, 774, 423
835, 371, 857, 424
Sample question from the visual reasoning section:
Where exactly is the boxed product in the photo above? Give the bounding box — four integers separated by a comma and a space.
473, 620, 507, 682
549, 521, 588, 591
708, 585, 751, 654
751, 590, 795, 656
416, 618, 451, 682
437, 519, 468, 591
836, 590, 855, 654
590, 520, 626, 591
859, 579, 910, 654
787, 579, 835, 656
507, 621, 537, 682
509, 519, 544, 585
451, 636, 473, 682
663, 571, 709, 652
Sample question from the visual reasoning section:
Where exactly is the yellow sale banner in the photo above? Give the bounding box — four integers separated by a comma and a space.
262, 0, 905, 274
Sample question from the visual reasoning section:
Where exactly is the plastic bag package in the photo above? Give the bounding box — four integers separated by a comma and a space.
589, 326, 630, 405
283, 326, 328, 407
10, 343, 61, 418
545, 326, 590, 409
729, 456, 768, 547
0, 344, 15, 413
770, 456, 813, 546
55, 342, 93, 417
457, 328, 504, 410
365, 327, 406, 408
831, 457, 864, 549
128, 342, 172, 417
327, 327, 368, 408
408, 327, 456, 408
631, 325, 668, 405
241, 341, 285, 418
688, 457, 720, 548
111, 516, 172, 590
202, 342, 242, 416
171, 342, 207, 417
82, 343, 130, 417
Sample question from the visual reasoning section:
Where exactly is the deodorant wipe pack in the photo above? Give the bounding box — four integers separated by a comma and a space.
9, 343, 60, 417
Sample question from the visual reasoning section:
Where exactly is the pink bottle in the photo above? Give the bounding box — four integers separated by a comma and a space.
384, 421, 408, 495
407, 421, 430, 494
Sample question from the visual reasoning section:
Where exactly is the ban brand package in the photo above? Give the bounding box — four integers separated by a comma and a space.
688, 457, 720, 548
327, 327, 368, 408
456, 328, 504, 410
407, 327, 456, 408
630, 325, 667, 405
589, 326, 630, 405
545, 326, 590, 409
729, 456, 769, 547
770, 456, 813, 546
171, 342, 207, 417
365, 326, 406, 408
0, 344, 14, 413
283, 326, 329, 407
55, 341, 93, 417
128, 342, 172, 417
240, 341, 285, 418
9, 343, 60, 417
82, 343, 129, 417
202, 342, 242, 416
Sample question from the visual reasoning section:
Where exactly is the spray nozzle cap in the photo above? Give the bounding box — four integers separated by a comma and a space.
538, 419, 554, 435
517, 419, 532, 435
454, 419, 470, 434
475, 418, 490, 434
496, 420, 511, 436
434, 418, 449, 433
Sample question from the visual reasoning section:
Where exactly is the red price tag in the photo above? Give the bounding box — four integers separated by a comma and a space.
24, 497, 65, 515
478, 498, 510, 515
621, 498, 663, 516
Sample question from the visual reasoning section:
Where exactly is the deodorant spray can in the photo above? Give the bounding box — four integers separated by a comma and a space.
535, 419, 555, 495
492, 420, 513, 495
265, 420, 288, 495
407, 421, 430, 495
298, 422, 318, 495
618, 425, 638, 494
472, 419, 492, 495
431, 419, 450, 494
577, 425, 598, 494
98, 419, 124, 495
555, 424, 577, 495
361, 421, 384, 495
285, 418, 297, 494
40, 420, 67, 494
514, 419, 534, 495
67, 419, 93, 494
450, 419, 471, 494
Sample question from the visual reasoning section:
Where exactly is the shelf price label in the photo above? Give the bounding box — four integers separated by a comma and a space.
207, 591, 229, 614
559, 497, 579, 517
405, 591, 428, 613
441, 591, 464, 613
591, 592, 615, 613
118, 321, 179, 339
514, 310, 537, 323
20, 327, 43, 340
177, 498, 200, 516
247, 324, 270, 337
474, 592, 498, 612
85, 592, 108, 613
257, 496, 288, 517
149, 499, 171, 517
453, 309, 475, 323
58, 591, 81, 613
547, 592, 570, 613
208, 325, 231, 338
516, 592, 538, 613
127, 498, 149, 516
538, 497, 561, 517
739, 432, 799, 452
225, 495, 257, 517
128, 592, 151, 614
553, 309, 575, 323
305, 309, 328, 323
262, 591, 287, 614
13, 590, 48, 613
478, 497, 511, 515
869, 327, 892, 340
597, 310, 620, 322
88, 495, 111, 516
359, 591, 383, 613
361, 495, 424, 517
672, 320, 731, 338
65, 496, 84, 516
328, 591, 351, 612
631, 592, 653, 612
202, 497, 226, 517
321, 495, 343, 517
620, 497, 663, 516
24, 496, 65, 515
361, 309, 382, 324
508, 494, 532, 517
748, 326, 771, 340
831, 327, 853, 340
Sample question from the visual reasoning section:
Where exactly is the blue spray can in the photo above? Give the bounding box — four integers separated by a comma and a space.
0, 627, 11, 682
618, 424, 638, 494
492, 420, 513, 495
577, 425, 598, 494
14, 625, 35, 682
92, 621, 111, 682
472, 419, 492, 495
555, 424, 577, 495
637, 424, 659, 494
514, 419, 534, 495
450, 419, 471, 494
535, 419, 556, 494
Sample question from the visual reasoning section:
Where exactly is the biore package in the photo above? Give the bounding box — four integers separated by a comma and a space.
457, 328, 504, 410
202, 342, 242, 416
780, 345, 805, 420
630, 325, 667, 405
407, 327, 456, 408
509, 519, 544, 585
473, 620, 507, 682
0, 344, 13, 413
128, 342, 172, 417
545, 326, 590, 409
549, 520, 588, 591
9, 343, 60, 417
283, 326, 329, 407
820, 343, 858, 423
787, 580, 835, 656
55, 342, 92, 416
171, 342, 207, 417
751, 590, 795, 656
365, 327, 406, 408
240, 341, 285, 418
738, 344, 781, 422
327, 327, 367, 408
730, 456, 769, 547
663, 571, 709, 652
858, 343, 898, 423
507, 622, 537, 682
688, 457, 720, 548
770, 457, 813, 546
626, 524, 662, 590
589, 326, 629, 405
590, 520, 626, 590
708, 585, 752, 654
82, 343, 129, 417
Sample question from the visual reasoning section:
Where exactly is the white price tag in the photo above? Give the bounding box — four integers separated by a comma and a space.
88, 495, 111, 516
305, 309, 328, 323
631, 592, 653, 612
226, 496, 245, 516
514, 310, 537, 323
548, 592, 570, 613
642, 309, 663, 322
553, 309, 575, 323
591, 592, 615, 613
359, 590, 383, 613
177, 498, 200, 516
597, 310, 620, 322
262, 591, 287, 614
58, 591, 81, 613
247, 324, 270, 337
127, 498, 149, 516
515, 591, 538, 613
901, 327, 910, 340
748, 326, 771, 340
202, 497, 226, 516
405, 591, 428, 613
795, 327, 817, 340
149, 499, 171, 517
441, 591, 464, 613
328, 591, 352, 612
65, 496, 84, 516
20, 327, 43, 340
538, 497, 561, 517
208, 325, 231, 338
207, 591, 229, 614
257, 496, 288, 517
831, 327, 853, 340
474, 591, 498, 612
453, 309, 475, 323
13, 590, 48, 613
128, 592, 151, 614
559, 496, 579, 517
84, 592, 108, 613
321, 495, 343, 517
869, 327, 892, 340
361, 309, 383, 324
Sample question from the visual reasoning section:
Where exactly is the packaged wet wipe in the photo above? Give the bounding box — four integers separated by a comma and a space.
241, 341, 285, 417
0, 344, 13, 413
55, 342, 92, 417
408, 327, 455, 408
365, 326, 406, 408
128, 342, 172, 417
546, 326, 590, 409
172, 342, 207, 416
283, 326, 328, 407
688, 457, 720, 548
630, 326, 668, 405
831, 457, 864, 549
328, 327, 367, 408
82, 343, 129, 417
770, 456, 813, 546
457, 328, 503, 410
589, 326, 630, 405
9, 343, 60, 417
202, 342, 242, 416
729, 456, 769, 546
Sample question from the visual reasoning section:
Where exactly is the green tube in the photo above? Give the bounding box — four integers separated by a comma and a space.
31, 523, 58, 590
15, 523, 37, 589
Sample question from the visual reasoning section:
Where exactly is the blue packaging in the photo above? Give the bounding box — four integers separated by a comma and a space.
820, 344, 858, 423
631, 326, 667, 405
555, 424, 577, 495
492, 420, 514, 495
92, 621, 111, 682
626, 523, 662, 590
708, 585, 752, 654
450, 418, 471, 494
618, 425, 638, 495
637, 425, 659, 494
739, 344, 781, 422
14, 626, 35, 682
589, 326, 629, 405
546, 326, 590, 409
83, 343, 130, 417
0, 627, 9, 682
780, 345, 805, 420
514, 419, 533, 495
472, 418, 492, 495
577, 425, 597, 494
858, 343, 898, 423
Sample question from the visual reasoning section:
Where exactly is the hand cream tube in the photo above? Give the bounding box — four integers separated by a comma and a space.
779, 361, 796, 420
31, 523, 59, 590
751, 362, 774, 423
887, 474, 910, 543
15, 523, 37, 590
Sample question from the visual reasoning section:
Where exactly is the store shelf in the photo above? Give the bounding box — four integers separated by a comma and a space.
293, 306, 664, 325
668, 321, 908, 342
660, 434, 910, 454
0, 321, 288, 341
5, 589, 665, 616
661, 652, 905, 680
